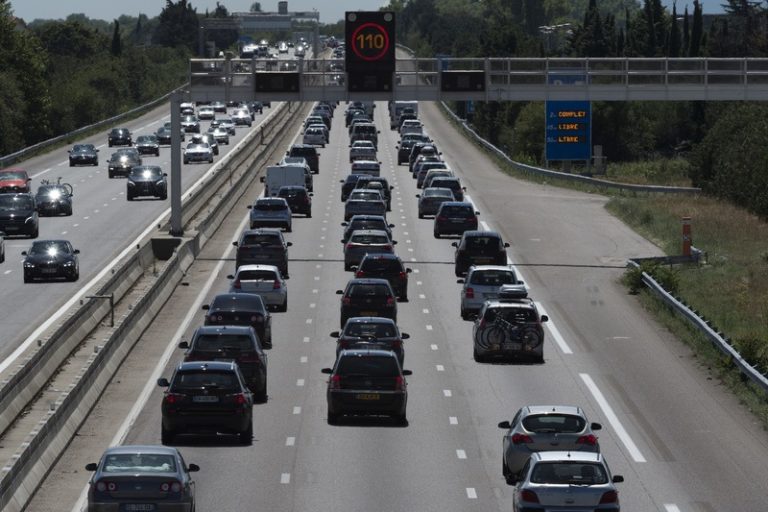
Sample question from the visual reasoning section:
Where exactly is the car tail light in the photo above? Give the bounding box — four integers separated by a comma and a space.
342, 297, 351, 305
234, 393, 248, 406
356, 270, 365, 278
399, 271, 407, 280
164, 393, 183, 405
252, 315, 263, 323
469, 216, 477, 223
465, 287, 475, 299
520, 490, 539, 503
232, 279, 241, 290
576, 434, 598, 446
394, 375, 405, 391
96, 481, 118, 492
160, 481, 182, 492
240, 353, 261, 364
511, 433, 533, 444
329, 375, 342, 389
386, 296, 395, 306
599, 491, 618, 504
437, 216, 447, 222
382, 245, 392, 251
339, 340, 349, 349
273, 280, 281, 290
478, 317, 487, 329
391, 339, 402, 350
345, 243, 352, 251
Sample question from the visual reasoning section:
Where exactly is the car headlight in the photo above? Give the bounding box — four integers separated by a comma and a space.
63, 261, 75, 267
24, 262, 35, 268
25, 216, 36, 224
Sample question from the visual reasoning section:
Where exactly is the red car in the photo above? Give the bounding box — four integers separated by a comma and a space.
0, 169, 31, 193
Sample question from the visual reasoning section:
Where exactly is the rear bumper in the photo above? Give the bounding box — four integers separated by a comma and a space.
328, 391, 406, 416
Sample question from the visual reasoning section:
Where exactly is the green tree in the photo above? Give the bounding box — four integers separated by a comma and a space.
689, 0, 703, 56
111, 20, 123, 56
152, 0, 199, 53
668, 2, 679, 57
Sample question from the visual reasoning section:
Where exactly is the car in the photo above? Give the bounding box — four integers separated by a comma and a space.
233, 228, 291, 276
416, 187, 455, 218
341, 215, 394, 244
409, 143, 440, 172
304, 115, 328, 132
68, 144, 99, 166
154, 126, 184, 145
345, 107, 367, 127
214, 117, 237, 135
203, 293, 273, 348
420, 168, 454, 190
499, 405, 603, 482
190, 133, 219, 155
302, 126, 326, 147
208, 126, 231, 145
179, 101, 195, 114
247, 197, 292, 231
339, 174, 363, 202
472, 285, 548, 363
227, 264, 287, 312
307, 123, 330, 143
157, 361, 254, 445
0, 193, 38, 238
354, 253, 411, 301
183, 143, 214, 164
278, 41, 289, 53
107, 148, 142, 178
107, 128, 132, 147
0, 168, 31, 193
127, 165, 167, 201
276, 185, 312, 217
134, 134, 161, 156
336, 278, 398, 328
458, 265, 523, 319
286, 144, 319, 173
512, 451, 623, 511
350, 122, 380, 148
433, 202, 479, 238
249, 101, 264, 114
430, 176, 466, 202
212, 100, 227, 113
278, 156, 314, 191
22, 239, 79, 282
343, 229, 396, 271
35, 181, 73, 216
349, 140, 377, 163
344, 190, 387, 221
331, 317, 409, 364
400, 119, 423, 136
179, 325, 268, 402
322, 349, 411, 425
354, 176, 393, 210
412, 155, 445, 181
85, 445, 199, 512
453, 230, 510, 276
180, 115, 201, 133
232, 109, 253, 127
350, 160, 381, 177
197, 105, 215, 120
0, 231, 5, 263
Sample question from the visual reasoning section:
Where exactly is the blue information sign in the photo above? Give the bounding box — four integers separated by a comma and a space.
545, 101, 591, 161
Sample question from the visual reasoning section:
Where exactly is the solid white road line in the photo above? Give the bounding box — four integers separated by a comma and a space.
580, 373, 647, 463
466, 488, 477, 499
534, 302, 573, 355
664, 505, 682, 512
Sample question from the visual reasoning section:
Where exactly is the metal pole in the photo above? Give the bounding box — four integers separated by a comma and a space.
170, 91, 183, 236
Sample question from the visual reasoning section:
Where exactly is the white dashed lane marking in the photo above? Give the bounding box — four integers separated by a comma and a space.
449, 416, 458, 425
293, 406, 302, 414
280, 473, 291, 484
466, 488, 477, 499
443, 389, 452, 397
436, 364, 444, 372
286, 437, 295, 446
303, 337, 310, 343
456, 450, 467, 460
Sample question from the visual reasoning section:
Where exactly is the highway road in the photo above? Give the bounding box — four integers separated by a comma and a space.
22, 99, 768, 512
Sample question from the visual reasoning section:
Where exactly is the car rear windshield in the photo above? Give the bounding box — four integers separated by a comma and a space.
424, 188, 453, 198
290, 147, 317, 157
465, 236, 501, 250
241, 234, 281, 245
278, 189, 304, 198
238, 270, 278, 281
344, 322, 397, 338
171, 370, 239, 391
350, 234, 389, 244
359, 258, 401, 273
350, 220, 386, 232
103, 454, 176, 473
336, 355, 399, 377
193, 334, 255, 351
470, 270, 517, 286
29, 241, 70, 255
255, 201, 287, 211
432, 178, 461, 190
484, 307, 537, 323
210, 294, 265, 311
522, 414, 586, 433
530, 462, 607, 485
348, 284, 390, 297
440, 205, 472, 217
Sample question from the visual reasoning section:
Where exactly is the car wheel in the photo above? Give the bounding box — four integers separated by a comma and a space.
127, 194, 134, 201
69, 161, 74, 167
108, 171, 114, 179
23, 274, 30, 284
161, 426, 175, 445
306, 210, 312, 218
65, 206, 73, 216
460, 309, 469, 321
473, 347, 484, 363
239, 421, 253, 445
160, 193, 168, 200
286, 225, 292, 233
108, 142, 113, 147
418, 212, 424, 219
208, 157, 213, 163
327, 409, 340, 425
434, 231, 441, 239
278, 298, 287, 312
394, 413, 407, 425
30, 227, 39, 239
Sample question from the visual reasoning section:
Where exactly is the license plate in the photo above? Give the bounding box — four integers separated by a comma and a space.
192, 395, 219, 403
474, 258, 492, 264
124, 505, 155, 512
451, 219, 464, 223
502, 342, 522, 351
361, 311, 377, 316
356, 393, 380, 400
483, 293, 497, 299
41, 268, 58, 274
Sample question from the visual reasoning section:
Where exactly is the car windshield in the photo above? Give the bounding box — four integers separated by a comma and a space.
522, 414, 587, 433
255, 201, 288, 211
171, 370, 239, 391
350, 220, 385, 232
103, 454, 177, 473
360, 258, 401, 272
72, 145, 94, 152
530, 462, 608, 485
130, 167, 163, 179
186, 144, 208, 150
182, 116, 197, 122
336, 355, 399, 377
470, 270, 517, 285
0, 171, 27, 180
137, 136, 156, 143
36, 185, 67, 196
344, 322, 397, 338
193, 334, 254, 351
0, 195, 33, 209
29, 241, 70, 255
210, 294, 265, 311
241, 234, 281, 245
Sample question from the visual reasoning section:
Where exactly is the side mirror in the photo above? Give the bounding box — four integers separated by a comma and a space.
178, 341, 189, 349
330, 331, 340, 338
247, 205, 253, 209
339, 180, 345, 183
415, 194, 421, 198
463, 187, 468, 191
163, 173, 168, 177
73, 249, 80, 254
85, 463, 98, 471
157, 378, 170, 387
335, 290, 343, 295
401, 333, 410, 339
260, 177, 265, 183
457, 279, 465, 284
321, 368, 333, 374
286, 242, 293, 247
402, 369, 412, 376
68, 150, 72, 154
540, 315, 549, 323
612, 475, 624, 483
591, 422, 602, 431
202, 304, 210, 310
341, 222, 348, 226
232, 241, 239, 247
226, 274, 234, 280
188, 464, 200, 473
498, 420, 511, 429
309, 192, 314, 196
504, 242, 510, 248
406, 268, 412, 273
21, 251, 27, 256
451, 242, 458, 247
475, 211, 481, 215
392, 241, 398, 245
388, 224, 395, 228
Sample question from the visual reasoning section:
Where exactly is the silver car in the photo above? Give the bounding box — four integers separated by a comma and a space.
344, 190, 386, 221
303, 126, 326, 147
228, 264, 287, 312
499, 405, 602, 483
458, 265, 523, 319
513, 451, 623, 511
349, 140, 377, 163
247, 197, 292, 231
416, 187, 455, 218
182, 143, 213, 164
85, 445, 199, 512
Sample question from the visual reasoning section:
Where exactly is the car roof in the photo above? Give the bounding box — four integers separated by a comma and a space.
532, 451, 603, 463
468, 265, 515, 273
346, 278, 392, 286
439, 201, 472, 208
524, 405, 584, 416
338, 348, 400, 358
344, 316, 397, 325
348, 215, 387, 222
350, 229, 388, 236
102, 445, 180, 456
176, 360, 237, 371
193, 325, 255, 335
483, 299, 536, 310
241, 228, 283, 235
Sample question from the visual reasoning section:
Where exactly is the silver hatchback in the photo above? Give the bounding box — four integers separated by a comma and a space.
227, 264, 288, 312
458, 265, 523, 320
248, 197, 292, 231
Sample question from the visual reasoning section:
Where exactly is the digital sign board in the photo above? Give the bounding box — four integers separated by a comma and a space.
545, 102, 591, 161
345, 11, 395, 92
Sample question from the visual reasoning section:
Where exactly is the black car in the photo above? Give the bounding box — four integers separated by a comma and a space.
203, 293, 273, 348
180, 115, 201, 133
396, 134, 431, 165
354, 176, 393, 210
107, 128, 132, 147
336, 278, 398, 328
22, 239, 79, 282
341, 215, 394, 244
107, 148, 142, 178
276, 185, 312, 217
355, 253, 411, 301
68, 144, 99, 166
452, 230, 510, 276
0, 193, 38, 238
331, 316, 410, 364
434, 202, 479, 238
155, 126, 184, 145
158, 361, 254, 445
249, 101, 264, 114
126, 165, 167, 201
322, 349, 411, 425
430, 176, 466, 202
286, 144, 319, 174
179, 325, 268, 402
233, 229, 291, 277
340, 174, 363, 202
134, 134, 161, 156
35, 182, 73, 216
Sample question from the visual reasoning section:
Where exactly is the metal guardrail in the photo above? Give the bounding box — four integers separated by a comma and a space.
627, 261, 768, 394
0, 83, 189, 168
439, 102, 702, 195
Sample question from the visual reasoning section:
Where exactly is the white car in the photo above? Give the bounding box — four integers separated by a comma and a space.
183, 142, 214, 164
349, 140, 377, 163
278, 41, 289, 53
306, 123, 329, 143
303, 126, 326, 147
197, 106, 215, 120
457, 265, 523, 320
228, 264, 288, 312
400, 119, 424, 136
